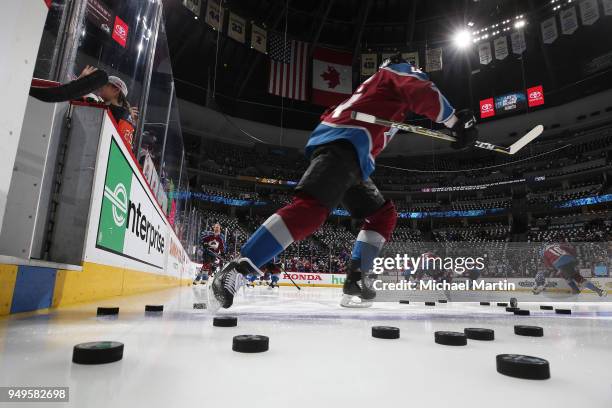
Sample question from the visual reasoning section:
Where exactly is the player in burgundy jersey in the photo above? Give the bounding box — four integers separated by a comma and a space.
534, 243, 606, 296
193, 223, 226, 285
209, 54, 477, 310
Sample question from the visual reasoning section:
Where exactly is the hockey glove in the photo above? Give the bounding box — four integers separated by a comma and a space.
450, 109, 478, 150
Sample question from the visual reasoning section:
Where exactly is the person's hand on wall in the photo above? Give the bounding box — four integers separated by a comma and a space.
129, 106, 139, 123
78, 65, 98, 79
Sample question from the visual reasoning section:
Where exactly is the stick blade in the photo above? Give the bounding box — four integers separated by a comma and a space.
508, 124, 543, 155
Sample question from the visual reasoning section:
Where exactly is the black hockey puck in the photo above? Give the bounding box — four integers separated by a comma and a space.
399, 300, 410, 304
97, 307, 119, 316
193, 303, 206, 309
145, 305, 163, 312
232, 335, 269, 353
555, 308, 571, 315
540, 305, 553, 310
438, 299, 448, 303
497, 302, 508, 307
514, 325, 543, 337
372, 326, 400, 339
464, 328, 494, 341
514, 309, 530, 316
425, 301, 436, 306
506, 307, 520, 313
72, 341, 124, 365
213, 316, 238, 327
496, 354, 550, 380
509, 297, 518, 308
480, 301, 490, 306
435, 331, 467, 346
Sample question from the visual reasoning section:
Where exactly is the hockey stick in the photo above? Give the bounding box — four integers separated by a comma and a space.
29, 70, 109, 103
280, 266, 301, 291
350, 111, 543, 155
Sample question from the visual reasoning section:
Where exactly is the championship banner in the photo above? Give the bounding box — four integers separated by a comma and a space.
478, 42, 492, 65
402, 51, 419, 69
510, 30, 526, 54
228, 12, 245, 43
541, 17, 558, 44
494, 36, 508, 60
251, 24, 267, 53
360, 53, 377, 76
579, 0, 600, 25
604, 0, 612, 16
205, 0, 224, 31
182, 0, 201, 16
312, 47, 353, 107
560, 7, 579, 35
425, 47, 442, 72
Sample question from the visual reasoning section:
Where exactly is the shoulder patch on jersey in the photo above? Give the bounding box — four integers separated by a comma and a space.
383, 64, 429, 81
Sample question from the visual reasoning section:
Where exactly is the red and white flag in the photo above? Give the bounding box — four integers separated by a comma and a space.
268, 34, 309, 101
311, 47, 353, 107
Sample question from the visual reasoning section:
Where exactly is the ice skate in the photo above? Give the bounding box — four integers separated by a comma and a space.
340, 261, 376, 308
532, 285, 545, 295
208, 258, 261, 311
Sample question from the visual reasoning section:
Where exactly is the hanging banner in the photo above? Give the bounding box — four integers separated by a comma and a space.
511, 30, 526, 54
541, 17, 558, 44
251, 24, 267, 53
205, 0, 224, 31
425, 47, 443, 72
228, 12, 245, 43
494, 36, 509, 60
402, 51, 420, 69
560, 7, 579, 34
579, 0, 600, 25
360, 53, 377, 76
604, 0, 612, 15
182, 0, 201, 17
478, 42, 492, 65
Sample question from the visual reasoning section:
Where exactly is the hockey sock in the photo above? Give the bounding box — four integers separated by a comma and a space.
240, 193, 328, 268
350, 201, 397, 277
583, 281, 599, 293
567, 280, 581, 293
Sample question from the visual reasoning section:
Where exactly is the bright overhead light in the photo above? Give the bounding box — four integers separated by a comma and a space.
467, 21, 474, 27
514, 20, 526, 28
453, 29, 472, 49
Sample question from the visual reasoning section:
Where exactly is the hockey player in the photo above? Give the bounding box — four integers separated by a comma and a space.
193, 223, 226, 285
209, 54, 478, 310
262, 257, 283, 289
534, 243, 606, 297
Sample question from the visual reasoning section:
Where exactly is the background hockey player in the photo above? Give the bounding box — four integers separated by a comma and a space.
209, 53, 478, 310
193, 223, 226, 285
534, 242, 606, 297
262, 257, 283, 288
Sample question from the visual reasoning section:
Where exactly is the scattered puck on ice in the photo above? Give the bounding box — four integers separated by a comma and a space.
372, 326, 400, 339
145, 305, 163, 312
438, 299, 448, 303
425, 301, 436, 306
555, 308, 571, 315
399, 300, 410, 304
514, 325, 543, 337
97, 307, 119, 316
540, 305, 554, 310
232, 335, 269, 353
497, 302, 508, 307
434, 331, 467, 346
506, 307, 520, 312
72, 341, 124, 365
464, 328, 494, 341
193, 303, 206, 309
480, 301, 490, 306
514, 310, 530, 316
496, 354, 550, 380
213, 316, 238, 327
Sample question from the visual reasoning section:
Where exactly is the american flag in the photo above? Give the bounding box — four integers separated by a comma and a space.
268, 33, 309, 101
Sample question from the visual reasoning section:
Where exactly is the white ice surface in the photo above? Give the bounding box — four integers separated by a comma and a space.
1, 285, 611, 408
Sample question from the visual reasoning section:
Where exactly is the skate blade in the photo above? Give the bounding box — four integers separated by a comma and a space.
340, 294, 373, 308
